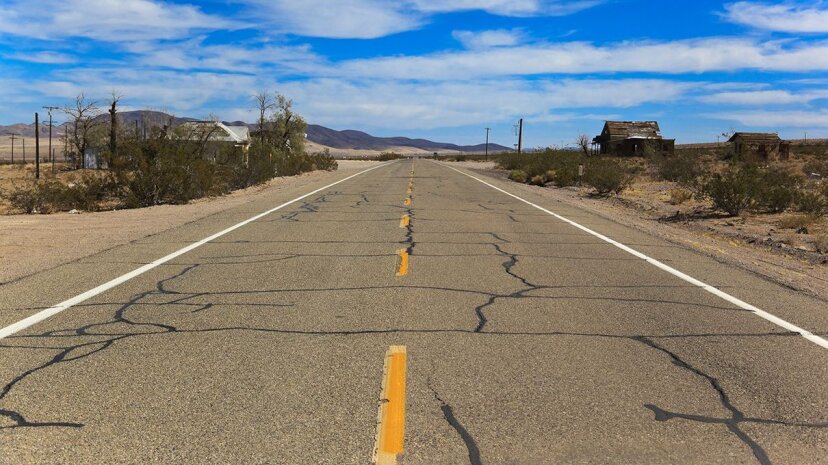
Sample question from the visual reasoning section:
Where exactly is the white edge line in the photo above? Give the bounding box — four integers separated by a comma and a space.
0, 162, 393, 340
439, 162, 828, 350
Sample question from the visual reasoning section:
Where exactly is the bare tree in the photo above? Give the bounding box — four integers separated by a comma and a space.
254, 91, 275, 144
63, 93, 102, 169
576, 134, 591, 156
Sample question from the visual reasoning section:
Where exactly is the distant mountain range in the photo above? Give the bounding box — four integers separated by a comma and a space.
0, 110, 511, 153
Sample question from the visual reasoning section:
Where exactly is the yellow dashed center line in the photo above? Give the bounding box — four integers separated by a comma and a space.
399, 214, 410, 228
395, 249, 409, 276
404, 197, 411, 206
373, 346, 407, 465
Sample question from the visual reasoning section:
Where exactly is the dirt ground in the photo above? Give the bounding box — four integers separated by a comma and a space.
0, 160, 378, 284
451, 161, 828, 302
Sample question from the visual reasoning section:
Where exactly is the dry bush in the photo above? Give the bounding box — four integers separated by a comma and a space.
777, 214, 817, 230
583, 158, 630, 195
668, 188, 693, 205
529, 175, 546, 186
508, 170, 528, 183
814, 235, 828, 253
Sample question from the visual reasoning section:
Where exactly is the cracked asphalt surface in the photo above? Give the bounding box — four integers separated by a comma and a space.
1, 159, 827, 464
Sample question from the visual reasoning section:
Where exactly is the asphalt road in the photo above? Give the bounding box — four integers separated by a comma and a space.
1, 159, 827, 464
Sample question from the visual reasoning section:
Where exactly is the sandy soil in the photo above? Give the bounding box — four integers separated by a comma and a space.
458, 162, 828, 301
0, 161, 378, 284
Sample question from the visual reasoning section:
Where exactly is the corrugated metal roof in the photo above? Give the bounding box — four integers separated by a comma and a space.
179, 121, 250, 144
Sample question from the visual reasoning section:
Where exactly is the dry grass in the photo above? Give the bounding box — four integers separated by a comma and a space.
668, 188, 693, 205
777, 214, 818, 230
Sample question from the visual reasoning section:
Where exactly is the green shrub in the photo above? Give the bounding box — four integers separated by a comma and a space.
583, 158, 630, 195
653, 154, 703, 185
3, 184, 45, 213
508, 170, 528, 183
377, 152, 402, 161
755, 170, 800, 213
310, 149, 338, 171
797, 191, 826, 215
802, 159, 828, 177
700, 165, 762, 216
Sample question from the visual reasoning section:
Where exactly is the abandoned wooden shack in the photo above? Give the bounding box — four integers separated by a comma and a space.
592, 121, 675, 156
728, 132, 790, 160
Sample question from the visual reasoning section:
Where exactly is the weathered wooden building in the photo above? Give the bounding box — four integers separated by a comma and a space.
592, 121, 675, 156
728, 132, 790, 160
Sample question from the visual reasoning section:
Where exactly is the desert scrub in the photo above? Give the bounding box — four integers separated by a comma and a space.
498, 150, 584, 184
777, 214, 817, 230
814, 235, 828, 254
797, 191, 826, 216
377, 152, 402, 161
700, 164, 761, 216
583, 158, 630, 195
508, 170, 528, 183
668, 188, 693, 205
529, 175, 546, 186
652, 153, 703, 185
755, 170, 800, 213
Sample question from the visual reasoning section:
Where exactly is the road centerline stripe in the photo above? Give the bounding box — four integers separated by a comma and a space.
373, 345, 407, 465
439, 162, 828, 350
0, 162, 394, 340
396, 250, 409, 277
400, 214, 410, 228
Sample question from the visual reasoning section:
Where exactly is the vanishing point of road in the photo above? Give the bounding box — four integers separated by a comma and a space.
1, 160, 827, 464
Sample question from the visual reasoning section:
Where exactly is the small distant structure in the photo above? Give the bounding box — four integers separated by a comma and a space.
728, 132, 790, 160
178, 121, 251, 152
592, 121, 675, 156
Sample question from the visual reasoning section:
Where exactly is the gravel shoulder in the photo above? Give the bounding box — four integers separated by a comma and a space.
451, 161, 828, 302
0, 161, 379, 284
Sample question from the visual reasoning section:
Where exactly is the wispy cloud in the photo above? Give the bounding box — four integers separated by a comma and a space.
700, 89, 828, 105
712, 109, 828, 127
0, 0, 236, 41
3, 51, 77, 64
453, 29, 525, 49
723, 1, 828, 33
330, 38, 828, 79
238, 0, 601, 39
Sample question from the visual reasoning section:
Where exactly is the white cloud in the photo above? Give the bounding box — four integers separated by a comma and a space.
124, 39, 323, 75
3, 51, 77, 64
700, 89, 828, 105
240, 0, 601, 39
453, 29, 524, 49
0, 0, 235, 41
330, 38, 828, 79
277, 78, 689, 129
410, 0, 602, 17
241, 0, 422, 39
712, 110, 828, 127
723, 1, 828, 33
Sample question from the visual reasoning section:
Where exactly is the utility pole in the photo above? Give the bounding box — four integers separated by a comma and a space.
35, 112, 40, 179
43, 106, 60, 165
485, 127, 490, 161
9, 133, 19, 163
517, 118, 523, 155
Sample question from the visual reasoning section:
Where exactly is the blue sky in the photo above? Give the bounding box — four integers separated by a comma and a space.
1, 0, 828, 147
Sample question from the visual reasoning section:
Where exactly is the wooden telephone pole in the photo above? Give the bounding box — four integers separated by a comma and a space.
9, 133, 19, 163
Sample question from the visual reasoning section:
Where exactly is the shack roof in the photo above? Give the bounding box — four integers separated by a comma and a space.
601, 121, 662, 140
728, 132, 781, 143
